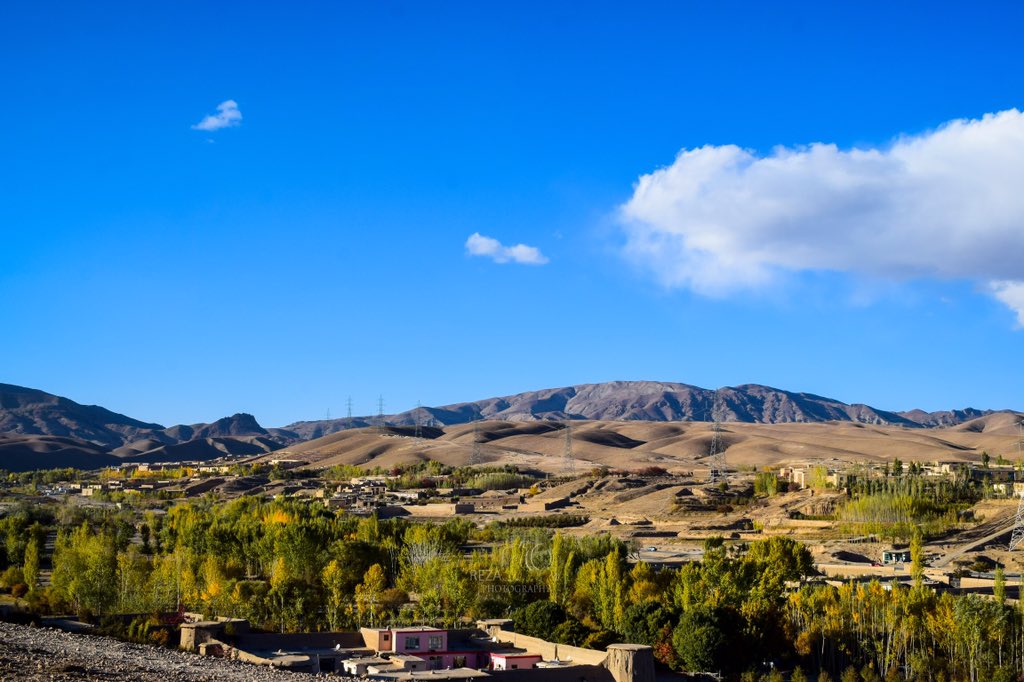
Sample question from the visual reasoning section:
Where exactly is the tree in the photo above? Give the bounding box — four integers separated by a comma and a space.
355, 563, 387, 626
51, 524, 117, 619
551, 617, 589, 646
516, 600, 567, 638
791, 667, 808, 682
994, 565, 1006, 605
622, 602, 676, 646
672, 610, 725, 673
22, 536, 39, 592
910, 528, 924, 588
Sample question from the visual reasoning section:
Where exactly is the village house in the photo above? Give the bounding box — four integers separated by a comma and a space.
180, 618, 655, 682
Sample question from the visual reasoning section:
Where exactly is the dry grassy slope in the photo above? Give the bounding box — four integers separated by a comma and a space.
264, 415, 1022, 474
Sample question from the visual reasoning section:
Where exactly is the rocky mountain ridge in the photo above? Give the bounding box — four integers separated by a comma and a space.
281, 381, 1004, 440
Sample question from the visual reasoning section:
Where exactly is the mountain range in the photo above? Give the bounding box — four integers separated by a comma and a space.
285, 381, 998, 439
0, 380, 1011, 471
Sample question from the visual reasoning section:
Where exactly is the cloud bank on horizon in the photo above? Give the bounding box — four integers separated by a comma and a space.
192, 100, 242, 131
620, 108, 1024, 326
465, 232, 549, 265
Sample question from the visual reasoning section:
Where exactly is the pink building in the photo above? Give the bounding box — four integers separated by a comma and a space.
364, 627, 485, 670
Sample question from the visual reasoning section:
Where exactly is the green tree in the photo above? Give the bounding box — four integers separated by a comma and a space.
51, 524, 117, 618
355, 563, 387, 626
672, 610, 725, 673
22, 536, 39, 592
516, 600, 567, 638
910, 528, 924, 588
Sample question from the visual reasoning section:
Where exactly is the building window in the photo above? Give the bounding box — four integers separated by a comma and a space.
512, 664, 519, 669
406, 636, 420, 650
428, 635, 443, 650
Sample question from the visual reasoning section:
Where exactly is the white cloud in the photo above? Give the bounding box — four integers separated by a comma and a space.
192, 100, 242, 131
991, 281, 1024, 327
465, 232, 549, 265
620, 108, 1024, 325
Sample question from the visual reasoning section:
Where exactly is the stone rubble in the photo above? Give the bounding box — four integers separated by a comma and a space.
0, 621, 355, 681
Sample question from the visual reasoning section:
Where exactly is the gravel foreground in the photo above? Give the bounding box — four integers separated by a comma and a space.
0, 621, 341, 681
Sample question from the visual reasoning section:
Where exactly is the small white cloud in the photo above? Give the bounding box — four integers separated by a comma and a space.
465, 232, 549, 265
991, 281, 1024, 327
192, 100, 242, 131
619, 108, 1024, 326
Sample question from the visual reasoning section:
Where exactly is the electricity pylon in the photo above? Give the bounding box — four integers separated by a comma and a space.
563, 420, 576, 477
469, 408, 483, 465
706, 390, 727, 484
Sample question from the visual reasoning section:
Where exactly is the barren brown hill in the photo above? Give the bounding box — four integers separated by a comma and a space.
283, 380, 1010, 439
0, 384, 295, 469
266, 417, 1024, 474
0, 434, 120, 471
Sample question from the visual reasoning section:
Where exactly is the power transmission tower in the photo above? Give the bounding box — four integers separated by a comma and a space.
414, 401, 423, 440
377, 395, 386, 434
563, 421, 576, 477
469, 408, 483, 465
706, 390, 727, 484
346, 397, 353, 430
1011, 417, 1024, 551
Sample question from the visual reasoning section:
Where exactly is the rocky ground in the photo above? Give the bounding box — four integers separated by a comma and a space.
0, 621, 341, 681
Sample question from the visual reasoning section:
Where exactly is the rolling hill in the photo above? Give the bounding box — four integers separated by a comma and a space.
266, 415, 1024, 475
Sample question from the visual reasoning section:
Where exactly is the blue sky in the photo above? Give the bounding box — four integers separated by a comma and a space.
2, 2, 1023, 426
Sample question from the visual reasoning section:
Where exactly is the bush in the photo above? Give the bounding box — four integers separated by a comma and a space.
0, 566, 24, 590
